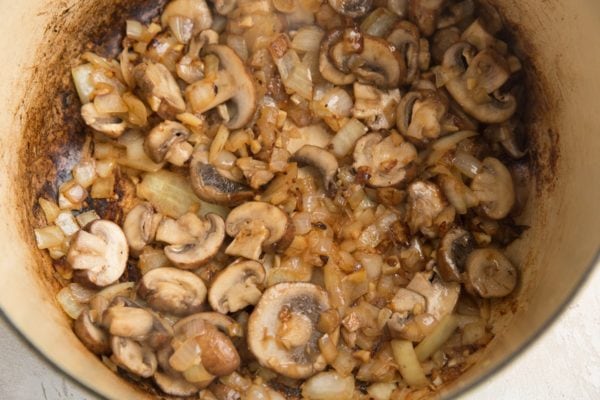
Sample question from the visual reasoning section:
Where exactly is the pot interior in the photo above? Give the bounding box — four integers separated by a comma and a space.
0, 0, 598, 399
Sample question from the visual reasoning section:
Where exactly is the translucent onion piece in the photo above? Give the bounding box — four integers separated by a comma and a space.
55, 211, 80, 236
170, 338, 202, 372
38, 198, 60, 224
34, 226, 66, 250
302, 371, 355, 400
292, 26, 325, 53
139, 247, 171, 274
73, 160, 97, 188
284, 64, 313, 100
453, 151, 483, 178
126, 20, 144, 40
68, 283, 97, 303
414, 314, 459, 361
95, 282, 135, 302
71, 64, 94, 104
57, 286, 85, 319
331, 119, 368, 157
137, 170, 201, 218
90, 175, 115, 199
391, 340, 428, 388
428, 130, 479, 165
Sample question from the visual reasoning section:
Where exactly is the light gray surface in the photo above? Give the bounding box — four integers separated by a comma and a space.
1, 265, 599, 400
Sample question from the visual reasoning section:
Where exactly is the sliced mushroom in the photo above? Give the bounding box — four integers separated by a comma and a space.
208, 259, 266, 314
123, 202, 162, 253
174, 312, 243, 338
161, 0, 213, 41
437, 0, 475, 29
185, 45, 257, 129
349, 36, 404, 88
225, 202, 293, 260
461, 18, 507, 53
352, 83, 401, 130
74, 309, 110, 355
172, 317, 240, 376
139, 267, 208, 316
291, 145, 339, 196
154, 372, 200, 397
406, 272, 460, 321
81, 103, 127, 138
442, 42, 517, 123
396, 90, 448, 142
484, 120, 528, 159
102, 305, 155, 337
387, 21, 421, 84
328, 0, 373, 17
390, 288, 427, 314
408, 0, 445, 37
437, 227, 475, 282
163, 213, 226, 269
465, 248, 518, 298
133, 62, 186, 120
431, 27, 461, 64
111, 336, 157, 378
353, 132, 417, 187
189, 144, 254, 206
470, 157, 515, 219
319, 30, 356, 86
144, 121, 194, 166
406, 181, 447, 237
248, 282, 330, 379
67, 220, 128, 287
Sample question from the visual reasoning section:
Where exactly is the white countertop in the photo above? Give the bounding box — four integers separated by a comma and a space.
1, 266, 599, 400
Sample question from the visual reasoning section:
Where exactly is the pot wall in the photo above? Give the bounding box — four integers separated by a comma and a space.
0, 0, 598, 399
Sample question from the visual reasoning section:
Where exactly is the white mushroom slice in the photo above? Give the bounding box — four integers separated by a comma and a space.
247, 282, 330, 379
161, 0, 213, 39
102, 305, 155, 337
111, 336, 157, 378
465, 248, 518, 298
163, 213, 226, 269
352, 83, 401, 130
396, 90, 448, 142
291, 145, 339, 196
133, 62, 186, 120
208, 259, 266, 314
437, 227, 475, 282
390, 288, 427, 314
174, 312, 243, 338
471, 157, 515, 219
406, 181, 447, 237
185, 45, 257, 129
328, 0, 373, 17
80, 103, 127, 138
144, 121, 193, 166
123, 202, 162, 253
353, 132, 417, 187
67, 220, 128, 287
225, 202, 293, 260
139, 267, 208, 316
74, 309, 110, 355
387, 21, 421, 84
154, 372, 200, 397
407, 272, 460, 321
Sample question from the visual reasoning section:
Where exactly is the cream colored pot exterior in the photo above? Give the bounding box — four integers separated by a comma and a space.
0, 0, 598, 399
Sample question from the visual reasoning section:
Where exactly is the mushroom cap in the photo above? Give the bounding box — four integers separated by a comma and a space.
437, 227, 475, 282
465, 248, 518, 298
164, 213, 226, 269
471, 157, 515, 219
110, 336, 157, 378
102, 305, 155, 337
396, 90, 448, 142
67, 220, 129, 287
319, 30, 357, 86
247, 282, 330, 379
174, 312, 243, 338
204, 44, 257, 129
353, 132, 417, 187
144, 121, 191, 163
123, 202, 161, 253
442, 42, 517, 123
291, 145, 339, 197
387, 21, 421, 84
208, 259, 266, 314
153, 372, 200, 397
189, 146, 254, 206
161, 0, 213, 35
73, 309, 110, 355
139, 267, 208, 316
351, 36, 405, 88
133, 61, 186, 120
225, 201, 291, 247
328, 0, 373, 17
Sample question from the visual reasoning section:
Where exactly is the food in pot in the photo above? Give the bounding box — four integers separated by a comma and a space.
34, 0, 530, 397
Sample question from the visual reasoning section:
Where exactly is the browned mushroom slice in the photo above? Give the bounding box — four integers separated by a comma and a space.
396, 90, 448, 142
471, 157, 515, 219
353, 132, 417, 188
139, 267, 208, 316
80, 103, 127, 138
67, 220, 128, 287
162, 213, 226, 269
390, 288, 427, 314
437, 227, 475, 282
161, 0, 213, 43
406, 181, 447, 237
352, 83, 401, 130
133, 62, 186, 120
484, 119, 528, 159
154, 372, 200, 397
328, 0, 373, 17
111, 336, 158, 378
291, 145, 339, 196
387, 21, 421, 84
189, 145, 253, 206
349, 36, 404, 88
408, 0, 445, 37
436, 0, 475, 29
123, 202, 162, 253
208, 259, 266, 314
225, 201, 294, 260
442, 42, 517, 123
247, 282, 330, 379
185, 45, 257, 129
102, 304, 155, 337
406, 272, 460, 321
74, 309, 110, 355
465, 248, 518, 298
431, 27, 461, 64
319, 29, 357, 86
144, 121, 194, 166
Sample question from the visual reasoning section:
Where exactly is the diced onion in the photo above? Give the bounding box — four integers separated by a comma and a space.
414, 314, 460, 361
34, 226, 66, 250
90, 175, 115, 199
361, 8, 398, 37
73, 160, 97, 188
75, 210, 100, 227
95, 282, 134, 302
302, 371, 355, 400
38, 198, 60, 224
55, 211, 80, 236
391, 340, 429, 388
118, 131, 164, 172
318, 334, 338, 363
126, 20, 144, 40
367, 382, 397, 400
68, 283, 97, 303
332, 119, 368, 157
453, 151, 483, 178
209, 125, 230, 164
428, 130, 479, 165
71, 64, 94, 104
292, 212, 312, 235
284, 64, 313, 100
170, 338, 202, 372
139, 247, 171, 274
183, 363, 214, 383
137, 170, 201, 218
57, 286, 85, 319
292, 26, 324, 53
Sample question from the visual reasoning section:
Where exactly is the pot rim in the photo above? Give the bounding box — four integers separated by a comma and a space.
1, 250, 598, 399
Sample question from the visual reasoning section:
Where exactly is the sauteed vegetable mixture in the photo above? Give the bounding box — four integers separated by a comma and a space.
34, 0, 530, 398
